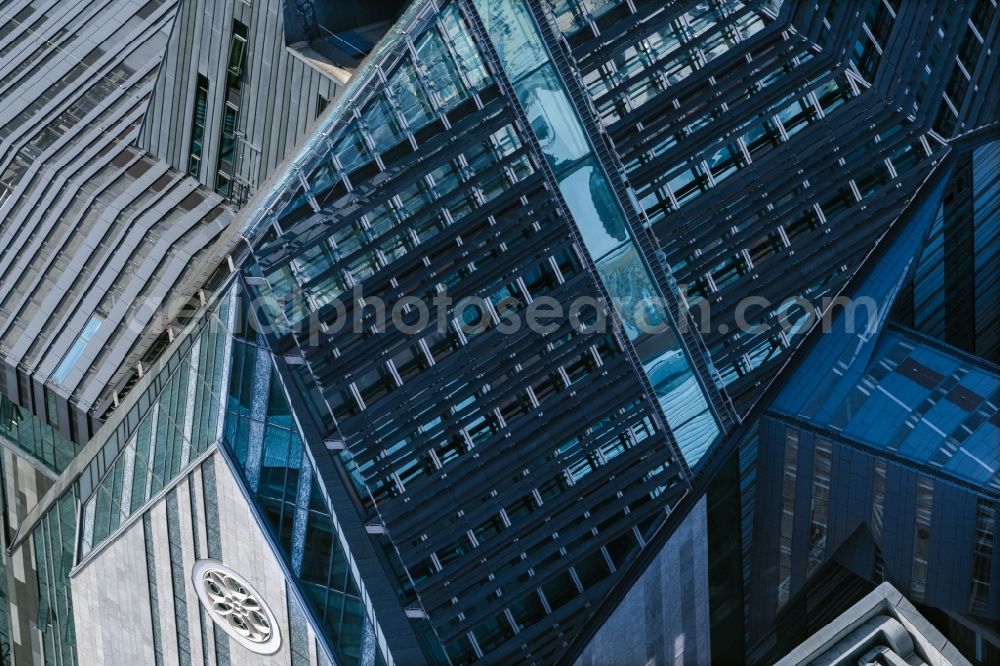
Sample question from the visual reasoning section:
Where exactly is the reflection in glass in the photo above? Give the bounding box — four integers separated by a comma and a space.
595, 244, 665, 338
218, 103, 239, 170
474, 0, 722, 466
388, 58, 434, 130
361, 95, 403, 152
51, 314, 103, 384
473, 0, 548, 81
516, 65, 589, 168
560, 161, 630, 260
334, 128, 369, 172
439, 5, 488, 91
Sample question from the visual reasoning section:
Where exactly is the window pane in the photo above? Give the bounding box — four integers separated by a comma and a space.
558, 160, 629, 261
515, 64, 589, 169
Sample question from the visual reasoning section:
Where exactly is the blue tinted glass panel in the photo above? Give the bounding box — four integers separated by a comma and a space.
387, 58, 435, 130
474, 0, 722, 466
516, 64, 588, 169
559, 161, 630, 261
51, 314, 102, 384
473, 0, 548, 81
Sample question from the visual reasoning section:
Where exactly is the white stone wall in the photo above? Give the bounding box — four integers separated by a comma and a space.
71, 450, 321, 665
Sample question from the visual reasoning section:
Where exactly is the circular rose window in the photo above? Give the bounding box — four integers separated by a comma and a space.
191, 559, 281, 654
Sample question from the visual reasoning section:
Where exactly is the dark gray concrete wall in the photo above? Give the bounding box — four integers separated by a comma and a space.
574, 497, 711, 666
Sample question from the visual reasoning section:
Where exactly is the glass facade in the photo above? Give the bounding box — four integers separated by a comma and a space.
741, 128, 1000, 648
222, 322, 388, 666
51, 315, 102, 386
222, 1, 998, 661
188, 74, 209, 177
216, 20, 249, 198
910, 476, 934, 603
32, 490, 78, 666
0, 395, 77, 473
750, 410, 1000, 649
2, 2, 997, 665
802, 0, 997, 138
238, 2, 696, 661
805, 437, 831, 577
776, 426, 797, 609
908, 139, 1000, 363
546, 0, 946, 410
78, 293, 233, 559
871, 458, 887, 542
473, 0, 720, 467
969, 498, 996, 615
68, 283, 395, 666
7, 295, 236, 666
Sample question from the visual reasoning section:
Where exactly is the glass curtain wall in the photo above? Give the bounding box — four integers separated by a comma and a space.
223, 299, 388, 666
77, 293, 235, 559
471, 0, 720, 466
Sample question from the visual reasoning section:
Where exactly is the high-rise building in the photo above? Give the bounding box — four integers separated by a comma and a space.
0, 0, 368, 663
0, 1, 996, 665
737, 128, 1000, 664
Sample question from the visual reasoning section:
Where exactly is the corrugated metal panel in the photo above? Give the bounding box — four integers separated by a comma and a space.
137, 0, 343, 204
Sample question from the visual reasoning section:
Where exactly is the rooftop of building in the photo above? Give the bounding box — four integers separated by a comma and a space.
284, 0, 407, 82
0, 0, 236, 442
775, 581, 971, 666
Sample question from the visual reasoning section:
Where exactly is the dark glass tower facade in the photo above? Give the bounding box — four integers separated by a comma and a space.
239, 3, 715, 661
899, 139, 1000, 363
0, 1, 996, 665
226, 0, 997, 662
738, 132, 1000, 662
